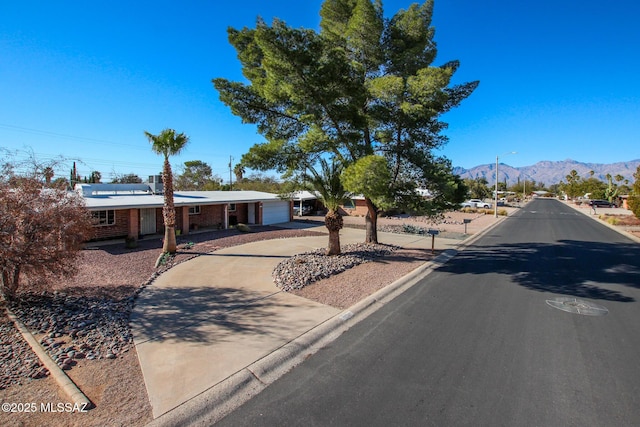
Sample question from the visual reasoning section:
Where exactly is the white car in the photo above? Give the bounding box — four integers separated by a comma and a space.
461, 199, 491, 209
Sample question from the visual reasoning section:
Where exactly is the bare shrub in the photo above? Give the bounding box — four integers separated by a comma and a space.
0, 179, 93, 299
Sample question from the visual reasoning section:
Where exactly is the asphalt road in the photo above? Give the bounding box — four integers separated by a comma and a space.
216, 199, 640, 426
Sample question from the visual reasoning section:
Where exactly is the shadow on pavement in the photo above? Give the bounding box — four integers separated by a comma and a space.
131, 286, 294, 345
437, 240, 640, 302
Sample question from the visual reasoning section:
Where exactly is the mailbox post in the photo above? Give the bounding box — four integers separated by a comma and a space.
427, 229, 439, 254
463, 218, 471, 234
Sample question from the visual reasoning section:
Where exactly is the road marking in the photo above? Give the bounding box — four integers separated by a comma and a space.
546, 297, 608, 316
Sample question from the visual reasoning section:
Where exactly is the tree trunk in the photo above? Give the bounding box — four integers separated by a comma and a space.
162, 156, 178, 253
163, 226, 177, 254
1, 266, 20, 300
324, 210, 343, 256
364, 197, 378, 244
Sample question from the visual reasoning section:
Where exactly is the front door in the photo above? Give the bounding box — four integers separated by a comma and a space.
247, 203, 256, 224
140, 208, 157, 235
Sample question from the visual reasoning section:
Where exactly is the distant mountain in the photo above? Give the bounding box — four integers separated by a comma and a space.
453, 159, 640, 186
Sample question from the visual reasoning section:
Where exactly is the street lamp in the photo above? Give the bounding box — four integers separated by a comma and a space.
495, 152, 517, 217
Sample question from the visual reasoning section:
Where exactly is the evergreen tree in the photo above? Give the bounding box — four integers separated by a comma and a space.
213, 0, 477, 243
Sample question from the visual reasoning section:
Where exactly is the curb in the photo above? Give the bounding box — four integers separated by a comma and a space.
4, 306, 93, 409
147, 217, 505, 426
563, 202, 640, 244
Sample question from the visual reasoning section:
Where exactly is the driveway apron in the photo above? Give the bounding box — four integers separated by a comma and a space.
130, 226, 458, 418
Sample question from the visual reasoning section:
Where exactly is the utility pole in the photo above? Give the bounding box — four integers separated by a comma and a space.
229, 156, 233, 191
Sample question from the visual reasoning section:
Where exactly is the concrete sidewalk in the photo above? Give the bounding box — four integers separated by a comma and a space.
131, 224, 477, 422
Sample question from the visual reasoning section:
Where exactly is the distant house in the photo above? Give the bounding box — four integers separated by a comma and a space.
77, 183, 292, 241
339, 188, 433, 217
291, 191, 321, 216
290, 190, 369, 217
339, 195, 368, 216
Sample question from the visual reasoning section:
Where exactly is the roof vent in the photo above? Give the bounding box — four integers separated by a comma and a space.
148, 175, 163, 194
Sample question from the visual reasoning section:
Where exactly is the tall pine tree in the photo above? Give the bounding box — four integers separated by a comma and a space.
213, 0, 477, 243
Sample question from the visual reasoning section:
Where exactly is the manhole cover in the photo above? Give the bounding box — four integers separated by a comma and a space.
546, 297, 608, 316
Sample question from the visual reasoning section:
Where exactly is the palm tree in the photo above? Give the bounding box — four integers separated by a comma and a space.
145, 128, 190, 254
43, 167, 54, 185
302, 158, 349, 256
234, 163, 245, 183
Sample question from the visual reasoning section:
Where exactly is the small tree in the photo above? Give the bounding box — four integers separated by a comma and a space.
0, 178, 93, 300
342, 155, 392, 243
111, 172, 143, 184
145, 128, 190, 254
628, 166, 640, 219
1, 147, 69, 187
175, 160, 221, 190
301, 158, 349, 256
234, 173, 284, 192
464, 177, 491, 200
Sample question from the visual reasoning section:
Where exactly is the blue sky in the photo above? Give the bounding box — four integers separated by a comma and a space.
1, 0, 638, 183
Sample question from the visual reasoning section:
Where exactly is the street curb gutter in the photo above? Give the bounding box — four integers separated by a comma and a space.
4, 306, 93, 409
147, 216, 507, 426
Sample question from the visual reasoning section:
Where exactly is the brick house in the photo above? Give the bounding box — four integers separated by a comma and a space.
77, 184, 292, 241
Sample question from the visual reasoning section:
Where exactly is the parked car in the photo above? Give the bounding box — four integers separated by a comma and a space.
588, 199, 615, 208
294, 203, 314, 215
461, 199, 492, 209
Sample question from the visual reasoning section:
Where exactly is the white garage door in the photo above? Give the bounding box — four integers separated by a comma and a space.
262, 201, 291, 225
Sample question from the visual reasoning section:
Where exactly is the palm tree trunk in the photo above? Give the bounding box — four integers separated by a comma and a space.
162, 156, 178, 253
324, 210, 343, 256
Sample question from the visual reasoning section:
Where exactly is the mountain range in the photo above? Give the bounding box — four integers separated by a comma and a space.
453, 159, 640, 186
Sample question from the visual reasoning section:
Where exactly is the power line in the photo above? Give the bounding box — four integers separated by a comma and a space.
0, 123, 241, 162
0, 123, 152, 151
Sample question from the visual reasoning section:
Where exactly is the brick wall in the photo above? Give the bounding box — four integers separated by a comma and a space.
89, 203, 261, 240
339, 199, 368, 216
90, 209, 130, 240
228, 203, 249, 226
188, 205, 225, 230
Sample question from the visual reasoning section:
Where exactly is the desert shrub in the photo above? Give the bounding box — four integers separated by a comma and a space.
607, 217, 620, 225
125, 236, 138, 249
402, 224, 429, 235
630, 196, 640, 219
236, 223, 252, 233
0, 179, 93, 299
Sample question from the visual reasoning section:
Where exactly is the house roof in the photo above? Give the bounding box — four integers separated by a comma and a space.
291, 190, 319, 201
290, 190, 368, 201
80, 189, 286, 210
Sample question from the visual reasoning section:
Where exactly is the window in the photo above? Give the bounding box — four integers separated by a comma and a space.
189, 205, 201, 215
343, 199, 355, 209
92, 210, 115, 226
228, 203, 236, 212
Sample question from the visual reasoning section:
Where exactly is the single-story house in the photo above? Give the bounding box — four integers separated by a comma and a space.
76, 183, 292, 241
